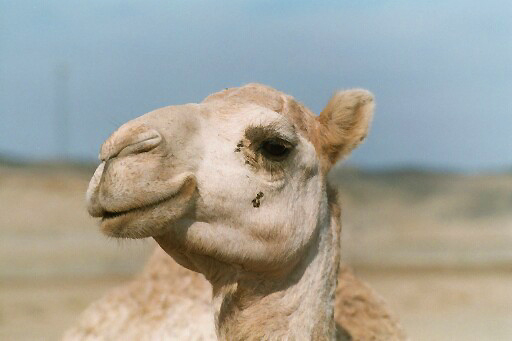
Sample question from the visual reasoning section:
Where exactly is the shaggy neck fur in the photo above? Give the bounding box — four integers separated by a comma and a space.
209, 202, 341, 341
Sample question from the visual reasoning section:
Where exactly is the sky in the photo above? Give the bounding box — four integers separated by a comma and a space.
1, 0, 511, 171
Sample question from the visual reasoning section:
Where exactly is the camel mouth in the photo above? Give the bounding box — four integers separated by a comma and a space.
101, 210, 125, 220
100, 195, 173, 222
98, 196, 180, 239
96, 176, 198, 239
101, 206, 149, 222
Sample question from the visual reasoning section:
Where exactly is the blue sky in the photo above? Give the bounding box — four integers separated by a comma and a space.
1, 0, 511, 171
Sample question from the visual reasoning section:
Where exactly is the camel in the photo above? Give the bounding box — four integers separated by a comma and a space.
64, 84, 406, 340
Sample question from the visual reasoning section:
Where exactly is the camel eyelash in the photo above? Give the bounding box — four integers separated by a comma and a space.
244, 125, 296, 147
235, 125, 297, 179
243, 127, 294, 159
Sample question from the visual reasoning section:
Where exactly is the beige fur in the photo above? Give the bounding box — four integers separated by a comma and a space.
64, 84, 405, 340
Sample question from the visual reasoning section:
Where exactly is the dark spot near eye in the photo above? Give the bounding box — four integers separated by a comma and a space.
252, 192, 264, 208
245, 160, 251, 165
237, 141, 244, 148
234, 147, 241, 152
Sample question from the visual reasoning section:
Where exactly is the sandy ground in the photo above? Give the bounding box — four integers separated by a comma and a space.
1, 163, 511, 340
3, 271, 512, 341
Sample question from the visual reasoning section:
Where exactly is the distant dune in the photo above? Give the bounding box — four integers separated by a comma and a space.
329, 166, 512, 269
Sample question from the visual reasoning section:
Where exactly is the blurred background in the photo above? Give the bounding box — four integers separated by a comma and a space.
1, 1, 511, 340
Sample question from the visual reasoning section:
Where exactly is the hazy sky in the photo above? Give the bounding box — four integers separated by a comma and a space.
1, 0, 511, 171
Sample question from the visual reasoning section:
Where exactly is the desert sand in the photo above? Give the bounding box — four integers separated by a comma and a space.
1, 163, 511, 340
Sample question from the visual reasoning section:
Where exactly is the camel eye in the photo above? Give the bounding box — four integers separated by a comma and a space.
260, 139, 291, 160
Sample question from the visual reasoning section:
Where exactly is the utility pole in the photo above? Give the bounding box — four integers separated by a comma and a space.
54, 63, 70, 160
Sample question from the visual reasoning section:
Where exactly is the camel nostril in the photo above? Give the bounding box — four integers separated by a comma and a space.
116, 133, 162, 158
100, 125, 162, 161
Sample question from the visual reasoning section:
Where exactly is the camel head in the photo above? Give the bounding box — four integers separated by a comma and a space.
86, 84, 373, 276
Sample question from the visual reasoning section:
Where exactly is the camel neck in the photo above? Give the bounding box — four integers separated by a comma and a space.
210, 218, 340, 340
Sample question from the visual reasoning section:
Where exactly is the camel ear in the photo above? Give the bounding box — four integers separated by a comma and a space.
317, 89, 374, 167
